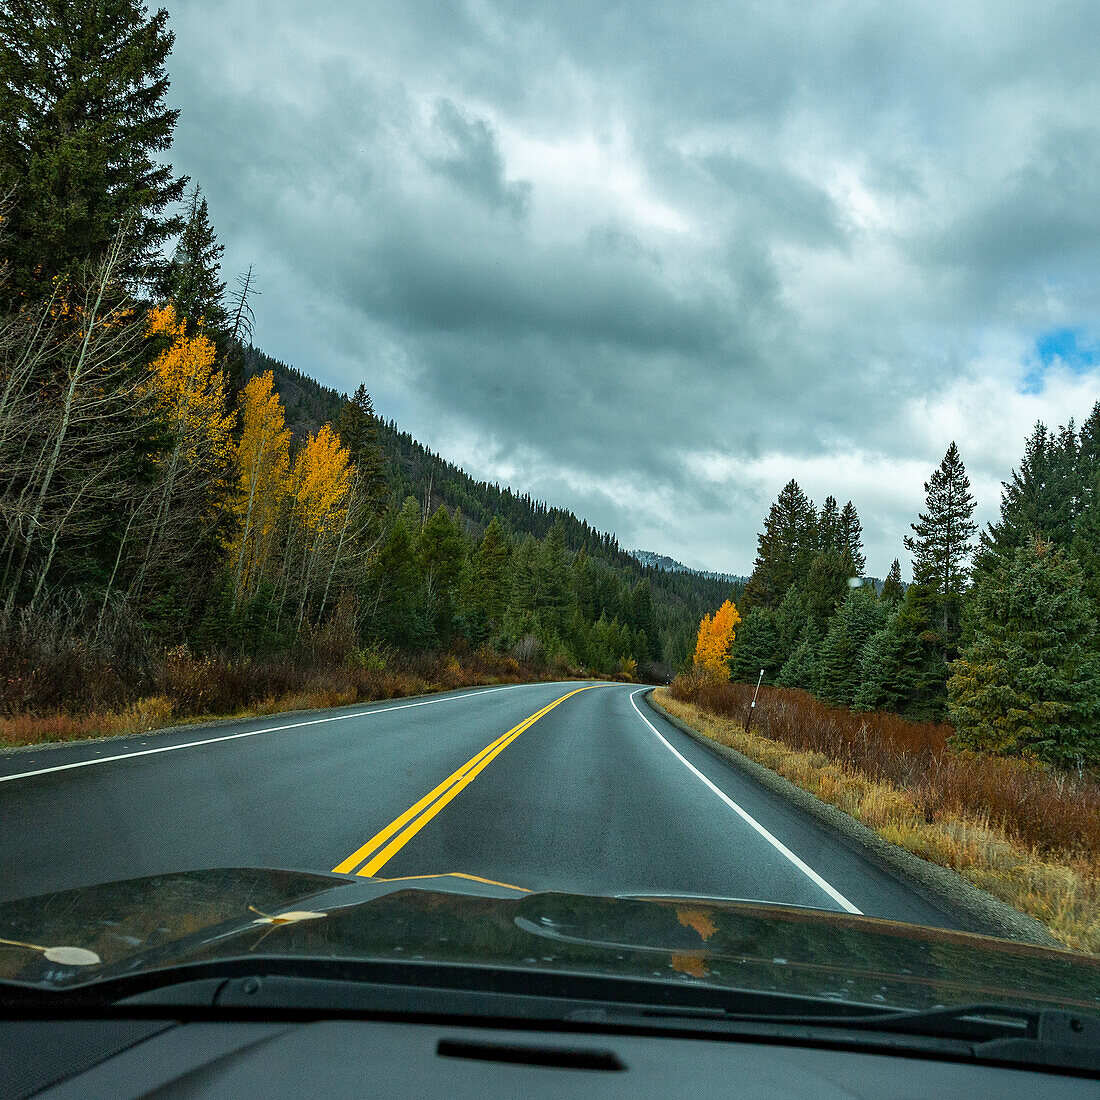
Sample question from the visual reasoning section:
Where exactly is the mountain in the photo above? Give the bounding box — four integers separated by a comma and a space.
631, 549, 746, 584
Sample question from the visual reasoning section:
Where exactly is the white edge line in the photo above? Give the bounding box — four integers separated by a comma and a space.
0, 682, 557, 785
628, 689, 862, 916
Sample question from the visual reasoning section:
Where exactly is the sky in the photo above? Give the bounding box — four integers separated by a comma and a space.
164, 1, 1100, 577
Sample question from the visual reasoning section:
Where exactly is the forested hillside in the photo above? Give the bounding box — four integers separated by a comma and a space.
241, 347, 736, 673
0, 1, 734, 736
631, 549, 745, 583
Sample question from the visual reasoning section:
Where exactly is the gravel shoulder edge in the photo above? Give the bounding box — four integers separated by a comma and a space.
643, 689, 1061, 948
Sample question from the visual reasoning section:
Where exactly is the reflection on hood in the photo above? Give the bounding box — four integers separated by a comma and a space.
1, 868, 1097, 1014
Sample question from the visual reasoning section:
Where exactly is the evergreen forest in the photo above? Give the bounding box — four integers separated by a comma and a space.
718, 422, 1100, 769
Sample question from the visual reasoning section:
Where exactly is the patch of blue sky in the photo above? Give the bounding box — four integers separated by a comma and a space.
1021, 327, 1100, 394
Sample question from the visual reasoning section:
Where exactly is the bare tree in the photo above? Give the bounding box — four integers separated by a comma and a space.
1, 229, 155, 619
227, 265, 258, 346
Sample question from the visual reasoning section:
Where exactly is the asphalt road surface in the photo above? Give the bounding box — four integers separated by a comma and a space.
0, 681, 970, 929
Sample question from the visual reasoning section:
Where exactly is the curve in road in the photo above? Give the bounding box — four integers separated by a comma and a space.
0, 681, 973, 932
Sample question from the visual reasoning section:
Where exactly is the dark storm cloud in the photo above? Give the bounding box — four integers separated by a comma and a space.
425, 99, 531, 218
925, 126, 1100, 276
165, 1, 1100, 574
355, 221, 724, 354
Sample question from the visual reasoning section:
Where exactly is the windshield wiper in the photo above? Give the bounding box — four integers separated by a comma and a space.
824, 1002, 1100, 1070
631, 999, 1095, 1073
3, 964, 1098, 1074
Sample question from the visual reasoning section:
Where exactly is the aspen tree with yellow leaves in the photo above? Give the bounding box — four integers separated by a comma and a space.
287, 424, 354, 629
693, 599, 741, 680
230, 371, 291, 606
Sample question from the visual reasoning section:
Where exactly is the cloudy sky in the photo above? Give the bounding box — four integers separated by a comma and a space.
165, 1, 1100, 577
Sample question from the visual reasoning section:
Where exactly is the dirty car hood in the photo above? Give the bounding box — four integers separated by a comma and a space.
0, 868, 1097, 1014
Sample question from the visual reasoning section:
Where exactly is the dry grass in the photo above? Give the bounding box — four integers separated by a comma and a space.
671, 676, 1100, 857
657, 684, 1100, 955
0, 649, 562, 751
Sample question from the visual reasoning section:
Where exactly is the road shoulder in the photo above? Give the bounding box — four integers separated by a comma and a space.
0, 681, 569, 762
0, 682, 572, 783
644, 689, 1060, 948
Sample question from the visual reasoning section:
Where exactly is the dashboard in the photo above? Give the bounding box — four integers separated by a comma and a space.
2, 1015, 1095, 1098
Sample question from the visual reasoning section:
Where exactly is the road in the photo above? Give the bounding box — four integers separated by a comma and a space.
0, 681, 970, 929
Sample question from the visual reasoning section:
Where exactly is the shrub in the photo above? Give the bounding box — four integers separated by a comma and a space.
670, 674, 1100, 858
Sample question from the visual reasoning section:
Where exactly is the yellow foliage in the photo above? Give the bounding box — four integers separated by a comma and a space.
291, 424, 353, 535
230, 371, 292, 595
145, 304, 233, 471
693, 599, 740, 679
616, 656, 638, 680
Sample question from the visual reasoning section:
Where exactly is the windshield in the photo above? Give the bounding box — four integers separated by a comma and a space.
1, 0, 1098, 1022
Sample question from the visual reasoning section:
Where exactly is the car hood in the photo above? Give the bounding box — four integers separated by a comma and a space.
0, 867, 1097, 1013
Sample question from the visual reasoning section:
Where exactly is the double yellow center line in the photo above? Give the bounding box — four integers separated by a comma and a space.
332, 686, 596, 878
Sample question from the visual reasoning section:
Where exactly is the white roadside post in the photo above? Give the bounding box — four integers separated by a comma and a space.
744, 668, 764, 733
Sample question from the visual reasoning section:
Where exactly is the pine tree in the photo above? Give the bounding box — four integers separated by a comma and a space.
801, 550, 850, 632
839, 501, 866, 575
773, 584, 812, 666
881, 558, 904, 604
1080, 402, 1100, 491
530, 521, 571, 629
1073, 403, 1100, 605
905, 442, 977, 597
570, 547, 597, 620
978, 423, 1074, 568
776, 623, 821, 690
465, 517, 510, 635
0, 0, 186, 303
337, 384, 377, 462
1052, 422, 1084, 533
337, 384, 387, 510
949, 538, 1100, 767
728, 606, 782, 683
420, 505, 465, 643
164, 184, 227, 338
903, 441, 977, 648
854, 625, 892, 710
1071, 471, 1100, 607
503, 534, 542, 643
399, 495, 423, 534
814, 587, 885, 705
587, 613, 613, 672
854, 585, 947, 719
742, 480, 817, 610
630, 578, 656, 662
818, 496, 841, 553
363, 517, 429, 649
